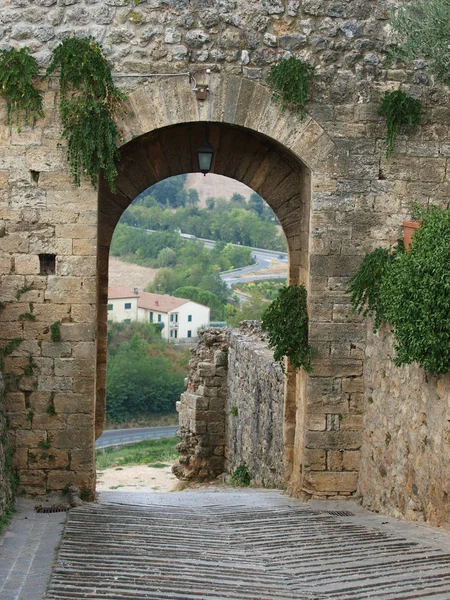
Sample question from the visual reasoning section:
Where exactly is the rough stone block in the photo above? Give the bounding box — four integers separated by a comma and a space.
343, 450, 360, 471
327, 450, 343, 471
303, 449, 326, 470
304, 471, 358, 493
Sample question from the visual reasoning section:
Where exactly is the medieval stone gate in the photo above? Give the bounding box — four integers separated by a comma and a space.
0, 0, 449, 524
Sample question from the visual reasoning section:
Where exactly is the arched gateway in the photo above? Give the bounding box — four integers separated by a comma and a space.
1, 73, 364, 499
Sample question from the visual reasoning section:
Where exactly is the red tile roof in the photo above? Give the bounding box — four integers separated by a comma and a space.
108, 286, 189, 313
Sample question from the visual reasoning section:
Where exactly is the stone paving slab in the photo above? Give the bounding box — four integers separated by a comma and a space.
0, 499, 66, 600
46, 489, 450, 600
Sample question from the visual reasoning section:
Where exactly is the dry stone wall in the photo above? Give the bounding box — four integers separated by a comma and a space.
174, 323, 285, 488
0, 371, 15, 520
174, 328, 228, 481
360, 323, 450, 529
226, 322, 285, 487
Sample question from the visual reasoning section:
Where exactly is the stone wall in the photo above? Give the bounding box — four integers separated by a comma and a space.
0, 0, 449, 500
360, 322, 450, 529
0, 371, 14, 520
174, 323, 285, 488
174, 328, 228, 481
226, 322, 284, 487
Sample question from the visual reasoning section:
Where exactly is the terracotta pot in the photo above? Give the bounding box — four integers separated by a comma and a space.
403, 220, 421, 252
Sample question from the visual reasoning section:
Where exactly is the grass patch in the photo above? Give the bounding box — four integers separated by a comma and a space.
0, 504, 15, 536
105, 412, 179, 430
148, 462, 169, 469
96, 436, 179, 470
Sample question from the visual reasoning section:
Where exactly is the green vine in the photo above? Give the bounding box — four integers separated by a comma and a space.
261, 284, 312, 373
346, 243, 404, 332
47, 37, 125, 192
348, 204, 450, 375
0, 47, 44, 131
50, 320, 61, 343
378, 90, 421, 158
267, 56, 314, 118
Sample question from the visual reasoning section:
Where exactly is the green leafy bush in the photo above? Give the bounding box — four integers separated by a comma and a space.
231, 465, 251, 487
378, 90, 421, 157
0, 47, 44, 131
261, 284, 312, 373
267, 57, 314, 118
349, 205, 450, 375
381, 205, 450, 374
390, 0, 450, 86
47, 37, 125, 191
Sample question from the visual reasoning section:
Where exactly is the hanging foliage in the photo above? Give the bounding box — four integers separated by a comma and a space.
378, 90, 421, 158
267, 56, 314, 118
348, 204, 450, 375
346, 243, 404, 332
261, 284, 312, 373
0, 47, 44, 131
47, 37, 125, 192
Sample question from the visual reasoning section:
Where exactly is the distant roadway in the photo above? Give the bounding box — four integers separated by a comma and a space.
140, 227, 288, 286
96, 425, 178, 449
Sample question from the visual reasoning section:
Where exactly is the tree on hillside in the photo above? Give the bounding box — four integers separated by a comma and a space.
174, 286, 224, 320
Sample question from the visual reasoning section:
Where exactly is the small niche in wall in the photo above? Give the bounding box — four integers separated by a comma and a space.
39, 254, 56, 275
30, 170, 40, 183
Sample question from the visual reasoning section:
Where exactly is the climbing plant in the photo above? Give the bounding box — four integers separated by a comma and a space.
0, 47, 44, 131
389, 0, 450, 86
346, 243, 404, 332
47, 37, 126, 192
261, 284, 312, 373
348, 204, 450, 375
267, 56, 314, 118
378, 90, 421, 157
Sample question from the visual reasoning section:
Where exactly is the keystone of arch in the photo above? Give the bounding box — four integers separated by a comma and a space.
117, 73, 348, 179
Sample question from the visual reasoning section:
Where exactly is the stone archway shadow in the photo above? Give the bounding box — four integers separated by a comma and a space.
96, 73, 348, 494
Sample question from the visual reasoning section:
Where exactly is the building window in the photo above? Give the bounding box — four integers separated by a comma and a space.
170, 314, 174, 322
170, 330, 174, 338
188, 315, 192, 322
149, 312, 153, 322
174, 329, 178, 338
187, 330, 192, 338
124, 302, 131, 309
158, 314, 162, 322
108, 304, 113, 311
124, 319, 131, 324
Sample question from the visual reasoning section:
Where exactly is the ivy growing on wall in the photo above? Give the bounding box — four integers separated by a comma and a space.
267, 57, 314, 118
47, 37, 126, 192
348, 204, 450, 375
378, 90, 421, 157
0, 47, 44, 131
261, 284, 312, 373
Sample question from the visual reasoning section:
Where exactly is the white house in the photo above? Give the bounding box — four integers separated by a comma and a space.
107, 286, 210, 342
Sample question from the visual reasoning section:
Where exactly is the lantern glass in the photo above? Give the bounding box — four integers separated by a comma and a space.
196, 141, 214, 175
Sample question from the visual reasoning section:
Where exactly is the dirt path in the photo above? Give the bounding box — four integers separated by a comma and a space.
97, 462, 179, 493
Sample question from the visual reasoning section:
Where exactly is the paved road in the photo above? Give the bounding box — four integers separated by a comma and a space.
95, 425, 178, 449
46, 490, 450, 600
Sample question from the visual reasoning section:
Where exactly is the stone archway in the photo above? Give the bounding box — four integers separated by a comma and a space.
96, 73, 355, 496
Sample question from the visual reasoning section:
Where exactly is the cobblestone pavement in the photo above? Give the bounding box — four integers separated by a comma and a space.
0, 499, 66, 600
44, 489, 450, 600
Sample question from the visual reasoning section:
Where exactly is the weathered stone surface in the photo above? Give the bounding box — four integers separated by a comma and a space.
360, 323, 450, 528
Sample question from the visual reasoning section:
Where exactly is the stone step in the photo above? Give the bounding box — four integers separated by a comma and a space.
45, 492, 450, 600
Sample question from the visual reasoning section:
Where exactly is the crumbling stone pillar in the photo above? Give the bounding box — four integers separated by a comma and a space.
173, 328, 228, 481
